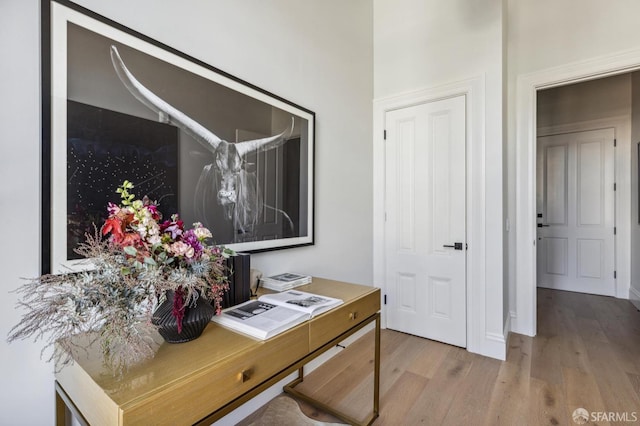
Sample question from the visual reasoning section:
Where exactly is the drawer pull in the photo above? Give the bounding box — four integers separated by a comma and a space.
238, 369, 252, 383
349, 311, 358, 320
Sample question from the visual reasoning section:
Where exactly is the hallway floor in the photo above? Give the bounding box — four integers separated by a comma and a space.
241, 288, 640, 425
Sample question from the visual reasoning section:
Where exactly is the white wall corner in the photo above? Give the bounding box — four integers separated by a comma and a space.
474, 310, 511, 361
468, 308, 510, 362
630, 286, 640, 310
508, 310, 516, 333
483, 331, 507, 361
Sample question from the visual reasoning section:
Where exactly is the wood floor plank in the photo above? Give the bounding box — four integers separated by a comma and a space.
377, 331, 435, 396
583, 342, 640, 417
374, 371, 428, 425
531, 288, 567, 386
627, 372, 640, 400
482, 334, 532, 425
441, 354, 501, 426
528, 378, 568, 426
296, 341, 374, 403
327, 371, 375, 423
555, 307, 592, 373
530, 333, 563, 386
406, 338, 452, 379
562, 366, 610, 425
403, 356, 473, 425
571, 316, 609, 345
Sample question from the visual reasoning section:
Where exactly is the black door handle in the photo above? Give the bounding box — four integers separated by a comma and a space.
537, 224, 550, 228
443, 242, 463, 250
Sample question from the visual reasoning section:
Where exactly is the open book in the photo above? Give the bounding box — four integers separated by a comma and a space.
211, 290, 344, 340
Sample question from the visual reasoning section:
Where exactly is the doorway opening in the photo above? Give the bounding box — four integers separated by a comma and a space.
535, 75, 630, 298
514, 49, 640, 338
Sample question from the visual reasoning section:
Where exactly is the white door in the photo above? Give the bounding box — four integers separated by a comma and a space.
384, 95, 466, 347
536, 128, 615, 296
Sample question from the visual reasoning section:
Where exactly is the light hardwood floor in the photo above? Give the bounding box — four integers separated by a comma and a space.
239, 288, 640, 425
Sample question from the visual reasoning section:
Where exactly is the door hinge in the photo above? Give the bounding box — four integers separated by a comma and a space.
614, 139, 617, 147
614, 227, 617, 235
614, 271, 617, 279
384, 130, 387, 140
614, 183, 617, 191
384, 294, 387, 305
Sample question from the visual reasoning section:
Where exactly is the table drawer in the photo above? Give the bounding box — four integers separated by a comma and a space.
309, 289, 380, 351
122, 324, 309, 425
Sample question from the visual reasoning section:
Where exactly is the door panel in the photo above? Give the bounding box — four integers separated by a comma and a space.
545, 145, 568, 225
536, 128, 615, 296
384, 95, 466, 347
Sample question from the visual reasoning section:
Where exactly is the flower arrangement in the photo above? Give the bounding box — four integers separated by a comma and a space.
8, 180, 231, 373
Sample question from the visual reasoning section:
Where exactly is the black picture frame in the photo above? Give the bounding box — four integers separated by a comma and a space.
41, 0, 315, 274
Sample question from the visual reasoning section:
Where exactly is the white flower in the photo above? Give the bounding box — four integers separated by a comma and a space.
193, 226, 212, 240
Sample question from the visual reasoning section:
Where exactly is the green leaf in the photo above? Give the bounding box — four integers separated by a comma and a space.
144, 257, 157, 266
123, 246, 137, 256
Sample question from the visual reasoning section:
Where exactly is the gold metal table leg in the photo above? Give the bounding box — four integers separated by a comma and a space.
283, 313, 380, 426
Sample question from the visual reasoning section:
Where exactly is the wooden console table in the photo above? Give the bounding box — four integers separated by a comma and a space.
55, 278, 381, 425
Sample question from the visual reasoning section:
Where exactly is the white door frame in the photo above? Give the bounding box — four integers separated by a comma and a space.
514, 49, 640, 337
373, 76, 496, 357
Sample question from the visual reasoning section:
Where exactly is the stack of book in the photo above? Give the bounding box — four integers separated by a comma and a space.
222, 253, 251, 308
260, 273, 312, 291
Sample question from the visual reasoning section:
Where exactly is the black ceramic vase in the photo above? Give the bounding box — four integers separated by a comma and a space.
152, 290, 215, 343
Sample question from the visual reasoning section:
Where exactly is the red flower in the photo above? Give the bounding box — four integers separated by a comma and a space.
102, 217, 124, 242
120, 232, 141, 248
172, 287, 185, 334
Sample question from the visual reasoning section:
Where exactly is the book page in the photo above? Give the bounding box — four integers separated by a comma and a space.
226, 301, 300, 325
213, 300, 309, 339
259, 290, 343, 316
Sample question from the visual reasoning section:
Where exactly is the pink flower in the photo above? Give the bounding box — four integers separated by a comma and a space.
145, 203, 160, 220
107, 202, 120, 216
170, 241, 195, 258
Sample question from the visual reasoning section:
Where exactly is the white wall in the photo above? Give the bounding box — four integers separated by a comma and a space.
537, 74, 631, 129
0, 0, 373, 424
507, 0, 640, 329
631, 72, 640, 308
0, 2, 55, 425
373, 0, 506, 357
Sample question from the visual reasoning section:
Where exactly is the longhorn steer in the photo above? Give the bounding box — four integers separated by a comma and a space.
109, 46, 295, 241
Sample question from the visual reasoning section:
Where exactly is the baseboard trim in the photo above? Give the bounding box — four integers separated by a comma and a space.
483, 331, 507, 361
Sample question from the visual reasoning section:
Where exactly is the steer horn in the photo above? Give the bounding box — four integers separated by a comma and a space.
110, 45, 295, 155
234, 117, 295, 158
110, 46, 222, 153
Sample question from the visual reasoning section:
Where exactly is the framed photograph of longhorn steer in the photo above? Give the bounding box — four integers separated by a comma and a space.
42, 0, 315, 273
